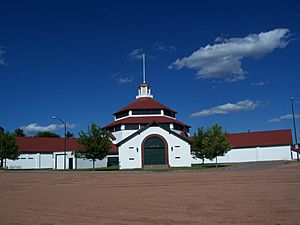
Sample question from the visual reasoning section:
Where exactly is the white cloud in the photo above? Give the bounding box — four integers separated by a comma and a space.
251, 81, 269, 86
128, 48, 144, 60
0, 48, 7, 65
268, 114, 300, 122
153, 42, 177, 52
112, 73, 134, 85
117, 76, 134, 84
191, 100, 259, 117
21, 123, 76, 134
169, 28, 290, 82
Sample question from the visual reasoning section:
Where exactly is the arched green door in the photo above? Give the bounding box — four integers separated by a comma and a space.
144, 137, 166, 165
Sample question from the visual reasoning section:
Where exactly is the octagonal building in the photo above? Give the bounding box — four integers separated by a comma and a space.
104, 82, 192, 169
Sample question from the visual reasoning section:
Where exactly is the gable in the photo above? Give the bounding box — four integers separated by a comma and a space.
117, 122, 192, 146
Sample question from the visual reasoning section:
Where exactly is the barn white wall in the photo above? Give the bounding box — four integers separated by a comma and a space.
113, 130, 136, 143
292, 151, 300, 160
118, 126, 191, 169
53, 151, 74, 170
192, 145, 293, 164
76, 157, 107, 169
6, 153, 53, 169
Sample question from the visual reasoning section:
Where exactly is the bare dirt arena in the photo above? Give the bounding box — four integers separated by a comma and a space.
0, 162, 300, 225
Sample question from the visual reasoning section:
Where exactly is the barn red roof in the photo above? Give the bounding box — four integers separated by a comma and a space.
16, 137, 118, 155
227, 129, 292, 148
104, 116, 190, 128
114, 97, 176, 115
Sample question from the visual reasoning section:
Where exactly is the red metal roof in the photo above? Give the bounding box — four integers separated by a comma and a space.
227, 129, 292, 148
114, 97, 176, 115
104, 116, 190, 128
16, 137, 118, 155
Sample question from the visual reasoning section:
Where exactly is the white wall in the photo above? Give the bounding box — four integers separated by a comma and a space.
192, 145, 293, 164
292, 151, 300, 160
6, 153, 53, 169
76, 157, 107, 169
118, 126, 191, 169
113, 130, 136, 143
53, 151, 74, 170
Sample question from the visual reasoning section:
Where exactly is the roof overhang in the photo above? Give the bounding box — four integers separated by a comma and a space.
117, 122, 192, 146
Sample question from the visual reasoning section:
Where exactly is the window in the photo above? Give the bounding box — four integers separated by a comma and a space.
164, 110, 175, 118
114, 125, 121, 131
115, 111, 129, 119
160, 123, 170, 129
107, 156, 119, 167
173, 123, 189, 132
132, 109, 161, 115
125, 124, 139, 130
141, 87, 147, 94
173, 123, 184, 131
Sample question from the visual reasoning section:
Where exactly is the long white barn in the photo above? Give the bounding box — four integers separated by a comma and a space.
5, 82, 298, 169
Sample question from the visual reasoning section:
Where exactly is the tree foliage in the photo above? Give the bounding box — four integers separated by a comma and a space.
66, 131, 74, 138
0, 132, 20, 168
77, 123, 112, 169
14, 128, 26, 137
35, 131, 60, 138
192, 124, 231, 166
192, 127, 206, 164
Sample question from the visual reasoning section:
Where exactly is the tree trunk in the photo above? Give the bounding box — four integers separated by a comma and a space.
0, 158, 3, 168
92, 160, 95, 170
202, 158, 204, 164
215, 157, 218, 168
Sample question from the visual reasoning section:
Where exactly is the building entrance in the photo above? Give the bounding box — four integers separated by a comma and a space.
143, 137, 166, 165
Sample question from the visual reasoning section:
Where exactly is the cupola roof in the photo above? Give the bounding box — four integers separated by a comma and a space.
113, 97, 176, 115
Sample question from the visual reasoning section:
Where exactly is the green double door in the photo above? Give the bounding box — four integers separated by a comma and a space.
144, 137, 166, 165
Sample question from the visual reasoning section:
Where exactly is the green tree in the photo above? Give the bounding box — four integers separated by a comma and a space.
66, 131, 74, 138
14, 128, 26, 137
192, 127, 206, 164
0, 132, 20, 168
35, 131, 60, 138
203, 124, 231, 167
77, 123, 112, 169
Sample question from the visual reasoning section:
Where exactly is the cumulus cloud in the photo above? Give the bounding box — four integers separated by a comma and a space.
191, 100, 259, 117
169, 28, 290, 82
128, 48, 144, 59
0, 48, 7, 65
153, 42, 177, 52
268, 114, 300, 122
21, 123, 76, 134
251, 81, 269, 86
112, 73, 134, 85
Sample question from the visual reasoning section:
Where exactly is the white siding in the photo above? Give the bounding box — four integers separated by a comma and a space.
53, 151, 74, 169
6, 153, 53, 169
192, 145, 293, 164
113, 130, 136, 143
118, 126, 191, 169
40, 154, 53, 168
76, 157, 107, 169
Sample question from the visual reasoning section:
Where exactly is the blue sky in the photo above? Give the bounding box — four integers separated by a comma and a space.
1, 0, 300, 141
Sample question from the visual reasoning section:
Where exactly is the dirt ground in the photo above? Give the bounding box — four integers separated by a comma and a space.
0, 162, 300, 225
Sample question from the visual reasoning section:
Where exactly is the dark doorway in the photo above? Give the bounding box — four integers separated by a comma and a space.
69, 158, 73, 169
144, 137, 166, 165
